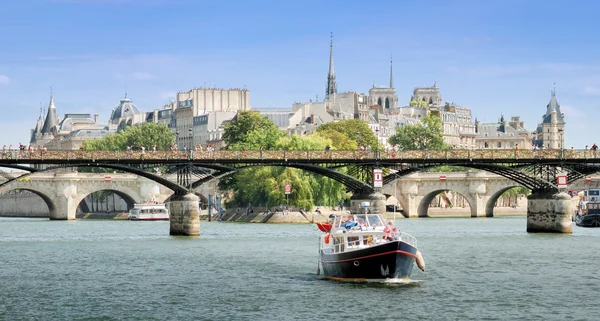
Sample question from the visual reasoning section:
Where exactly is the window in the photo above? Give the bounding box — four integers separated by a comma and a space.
497, 142, 502, 148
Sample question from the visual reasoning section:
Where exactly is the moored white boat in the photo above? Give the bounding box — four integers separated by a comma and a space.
128, 203, 169, 221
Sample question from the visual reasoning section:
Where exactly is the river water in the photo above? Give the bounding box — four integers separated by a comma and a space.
1, 217, 598, 321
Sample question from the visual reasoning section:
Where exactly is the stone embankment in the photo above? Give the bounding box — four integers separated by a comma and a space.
200, 207, 340, 223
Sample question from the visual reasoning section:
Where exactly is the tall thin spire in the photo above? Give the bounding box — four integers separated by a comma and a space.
325, 32, 337, 101
41, 88, 58, 135
552, 82, 556, 97
389, 54, 394, 89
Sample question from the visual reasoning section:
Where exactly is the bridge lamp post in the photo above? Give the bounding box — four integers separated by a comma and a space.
393, 171, 398, 222
375, 128, 380, 158
188, 128, 193, 152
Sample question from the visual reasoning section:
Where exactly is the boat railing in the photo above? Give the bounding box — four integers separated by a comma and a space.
397, 232, 417, 248
321, 230, 418, 254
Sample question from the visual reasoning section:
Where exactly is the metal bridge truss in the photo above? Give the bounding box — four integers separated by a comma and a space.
3, 159, 600, 196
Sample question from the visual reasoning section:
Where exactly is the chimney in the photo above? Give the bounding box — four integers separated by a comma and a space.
94, 114, 99, 124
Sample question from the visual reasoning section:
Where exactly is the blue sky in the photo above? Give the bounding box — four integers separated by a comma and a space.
0, 0, 598, 148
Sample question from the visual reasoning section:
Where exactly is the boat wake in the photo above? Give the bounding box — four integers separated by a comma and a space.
383, 278, 423, 285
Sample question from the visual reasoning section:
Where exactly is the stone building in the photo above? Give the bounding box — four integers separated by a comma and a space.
173, 87, 250, 149
410, 83, 443, 106
30, 92, 107, 150
475, 115, 532, 150
533, 89, 565, 149
393, 84, 476, 148
108, 94, 145, 131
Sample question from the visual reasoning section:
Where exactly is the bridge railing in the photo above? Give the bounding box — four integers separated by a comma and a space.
0, 149, 597, 161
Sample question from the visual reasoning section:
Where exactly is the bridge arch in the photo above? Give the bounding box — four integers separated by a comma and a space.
0, 185, 56, 216
418, 189, 474, 218
382, 193, 406, 216
485, 185, 529, 217
74, 188, 139, 213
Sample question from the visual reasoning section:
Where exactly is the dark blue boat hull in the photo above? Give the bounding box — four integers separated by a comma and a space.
320, 240, 417, 280
576, 214, 600, 227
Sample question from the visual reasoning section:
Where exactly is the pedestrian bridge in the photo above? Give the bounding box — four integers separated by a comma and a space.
2, 148, 598, 234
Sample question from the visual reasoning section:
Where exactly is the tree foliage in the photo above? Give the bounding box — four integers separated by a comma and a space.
317, 119, 377, 149
409, 100, 429, 108
388, 114, 447, 150
220, 117, 350, 209
313, 129, 358, 150
82, 123, 175, 151
222, 111, 284, 150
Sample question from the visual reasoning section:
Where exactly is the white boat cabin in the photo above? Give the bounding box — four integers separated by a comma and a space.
322, 213, 416, 254
128, 203, 169, 221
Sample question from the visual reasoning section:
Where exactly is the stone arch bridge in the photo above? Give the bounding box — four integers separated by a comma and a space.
0, 172, 174, 220
381, 171, 524, 217
1, 170, 527, 220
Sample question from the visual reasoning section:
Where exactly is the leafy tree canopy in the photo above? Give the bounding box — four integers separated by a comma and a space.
83, 123, 175, 151
276, 133, 330, 151
317, 119, 377, 149
388, 114, 447, 150
220, 133, 350, 209
313, 129, 358, 150
222, 111, 284, 150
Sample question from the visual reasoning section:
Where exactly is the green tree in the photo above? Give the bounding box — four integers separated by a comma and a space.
388, 114, 447, 150
220, 133, 350, 209
83, 123, 175, 151
317, 119, 378, 149
313, 129, 358, 150
222, 111, 283, 150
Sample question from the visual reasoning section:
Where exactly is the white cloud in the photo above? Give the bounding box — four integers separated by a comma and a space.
0, 75, 10, 85
582, 85, 600, 96
561, 104, 584, 118
131, 72, 156, 80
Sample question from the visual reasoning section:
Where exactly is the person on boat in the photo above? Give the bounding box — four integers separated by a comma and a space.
383, 220, 397, 241
343, 216, 357, 230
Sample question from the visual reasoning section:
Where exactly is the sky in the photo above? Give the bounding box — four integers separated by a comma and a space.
0, 0, 599, 148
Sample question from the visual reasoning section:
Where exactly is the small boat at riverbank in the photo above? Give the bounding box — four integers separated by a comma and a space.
128, 203, 169, 221
575, 201, 600, 227
317, 209, 424, 281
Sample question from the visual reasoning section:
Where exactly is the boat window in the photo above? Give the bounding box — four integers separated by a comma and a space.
367, 215, 384, 227
333, 215, 342, 227
355, 215, 367, 226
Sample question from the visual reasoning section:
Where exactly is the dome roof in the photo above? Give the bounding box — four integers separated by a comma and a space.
109, 95, 140, 124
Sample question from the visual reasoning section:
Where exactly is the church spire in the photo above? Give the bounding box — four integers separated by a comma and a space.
325, 32, 337, 101
389, 54, 394, 89
41, 87, 58, 136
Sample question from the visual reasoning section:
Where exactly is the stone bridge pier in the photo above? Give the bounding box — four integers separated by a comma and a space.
169, 193, 200, 236
527, 191, 572, 233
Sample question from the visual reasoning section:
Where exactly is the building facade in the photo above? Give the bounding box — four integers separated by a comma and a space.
475, 115, 532, 150
533, 89, 565, 149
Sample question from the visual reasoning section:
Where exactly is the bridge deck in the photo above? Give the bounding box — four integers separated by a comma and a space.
0, 149, 598, 164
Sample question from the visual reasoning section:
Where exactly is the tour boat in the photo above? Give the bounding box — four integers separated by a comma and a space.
317, 207, 425, 281
575, 201, 600, 227
128, 203, 169, 221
